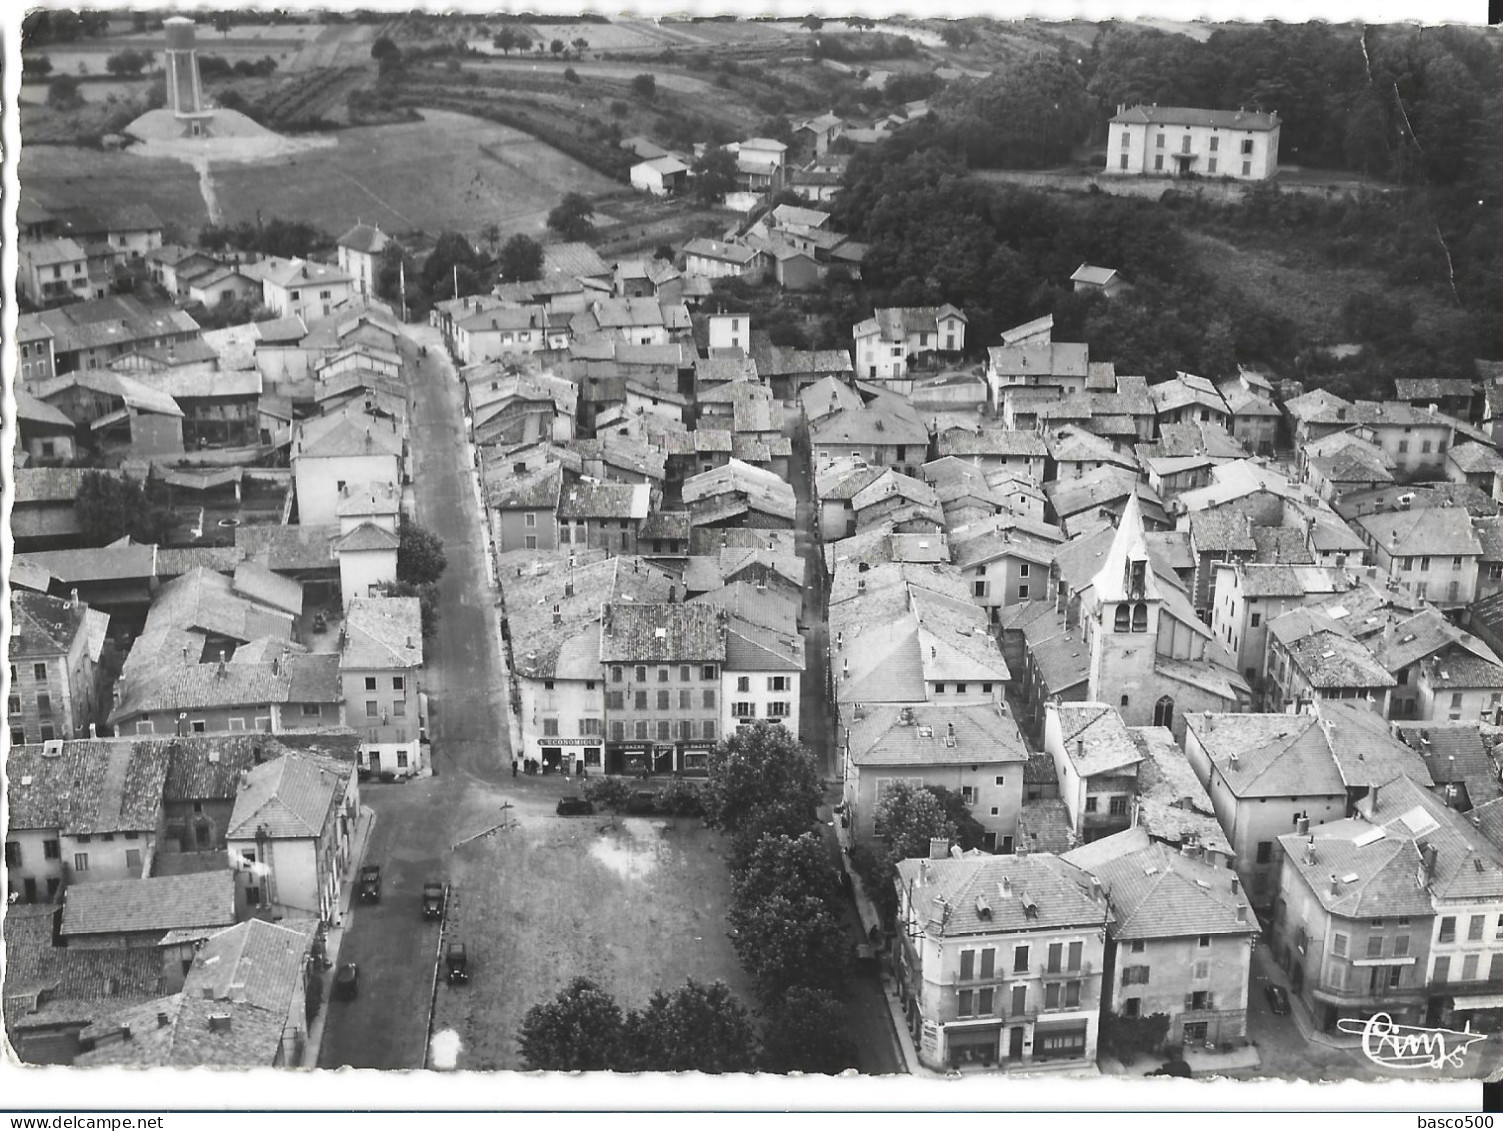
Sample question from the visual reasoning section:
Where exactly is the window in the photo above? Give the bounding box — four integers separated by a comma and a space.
1209, 136, 1220, 153
1156, 134, 1165, 149
680, 666, 691, 682
43, 839, 60, 860
1421, 556, 1432, 571
767, 702, 790, 718
635, 721, 649, 740
980, 948, 995, 979
7, 696, 19, 715
1155, 155, 1164, 171
1242, 161, 1251, 176
1440, 916, 1457, 943
1462, 954, 1480, 982
1181, 135, 1191, 154
543, 718, 559, 737
657, 690, 670, 710
1208, 157, 1218, 173
1435, 956, 1451, 982
769, 676, 789, 692
1256, 840, 1275, 865
703, 721, 716, 741
1013, 945, 1030, 974
1121, 131, 1131, 148
1018, 585, 1029, 599
737, 676, 750, 693
1085, 797, 1098, 813
125, 848, 142, 871
702, 665, 717, 681
1130, 940, 1145, 954
974, 580, 987, 598
703, 689, 716, 709
1109, 796, 1128, 816
656, 720, 671, 741
1198, 934, 1211, 949
1192, 960, 1209, 980
364, 676, 378, 691
1045, 983, 1060, 1009
958, 989, 975, 1017
612, 666, 623, 683
606, 691, 624, 710
935, 684, 945, 695
960, 950, 976, 981
1120, 154, 1129, 170
3, 843, 19, 868
635, 666, 647, 682
1394, 935, 1410, 957
1333, 933, 1348, 957
366, 700, 379, 718
33, 663, 47, 681
1241, 139, 1254, 155
634, 691, 648, 710
1047, 942, 1063, 974
1366, 934, 1384, 959
956, 684, 968, 695
658, 667, 669, 684
1470, 915, 1486, 942
610, 721, 625, 741
73, 853, 89, 873
524, 512, 537, 528
191, 720, 207, 734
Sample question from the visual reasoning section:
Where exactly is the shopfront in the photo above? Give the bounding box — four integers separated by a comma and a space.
944, 1021, 1003, 1068
1032, 1018, 1089, 1061
535, 738, 602, 774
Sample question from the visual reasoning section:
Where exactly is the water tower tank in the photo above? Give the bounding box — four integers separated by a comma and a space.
164, 17, 197, 53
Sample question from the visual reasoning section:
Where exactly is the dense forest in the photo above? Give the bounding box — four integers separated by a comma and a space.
832, 22, 1502, 391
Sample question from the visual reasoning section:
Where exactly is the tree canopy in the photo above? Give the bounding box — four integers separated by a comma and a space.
692, 145, 740, 206
517, 977, 625, 1071
498, 233, 545, 283
396, 520, 447, 587
74, 472, 175, 547
703, 722, 821, 839
547, 193, 596, 242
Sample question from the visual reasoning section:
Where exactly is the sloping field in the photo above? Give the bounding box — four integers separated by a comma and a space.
209, 107, 619, 236
18, 142, 209, 233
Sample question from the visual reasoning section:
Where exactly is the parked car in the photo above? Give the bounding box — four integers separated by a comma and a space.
556, 796, 595, 816
359, 865, 381, 902
334, 963, 360, 1000
1264, 984, 1291, 1015
624, 790, 657, 815
1148, 1058, 1192, 1078
422, 881, 446, 920
445, 942, 469, 986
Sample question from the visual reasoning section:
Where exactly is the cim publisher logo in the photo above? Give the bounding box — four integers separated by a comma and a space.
1336, 1013, 1490, 1071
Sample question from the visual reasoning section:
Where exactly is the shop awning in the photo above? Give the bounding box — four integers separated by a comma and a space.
1452, 993, 1503, 1009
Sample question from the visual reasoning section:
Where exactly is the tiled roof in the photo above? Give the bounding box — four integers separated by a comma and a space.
894, 854, 1109, 937
689, 581, 799, 636
1111, 104, 1278, 130
488, 463, 563, 510
1285, 630, 1396, 690
1313, 700, 1435, 791
987, 341, 1089, 379
599, 602, 727, 664
1065, 837, 1253, 940
7, 739, 170, 834
17, 543, 157, 584
8, 590, 97, 659
1448, 441, 1503, 475
337, 223, 390, 254
809, 401, 929, 447
235, 524, 339, 572
61, 871, 236, 938
1393, 723, 1503, 809
1185, 713, 1346, 799
225, 753, 349, 840
724, 617, 805, 673
342, 596, 423, 670
847, 703, 1026, 767
1017, 800, 1076, 855
936, 426, 1047, 458
1395, 377, 1476, 401
293, 407, 403, 460
231, 560, 304, 617
332, 522, 402, 554
1127, 727, 1231, 858
1051, 704, 1144, 777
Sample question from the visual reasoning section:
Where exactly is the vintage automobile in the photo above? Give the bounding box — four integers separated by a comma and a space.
422, 881, 446, 920
358, 865, 382, 903
1264, 984, 1291, 1015
445, 942, 469, 986
555, 796, 595, 817
334, 963, 360, 1000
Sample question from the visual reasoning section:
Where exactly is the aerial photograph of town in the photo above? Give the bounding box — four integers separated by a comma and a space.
2, 0, 1501, 1117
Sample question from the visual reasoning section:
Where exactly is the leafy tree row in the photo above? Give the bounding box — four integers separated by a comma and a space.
199, 218, 333, 261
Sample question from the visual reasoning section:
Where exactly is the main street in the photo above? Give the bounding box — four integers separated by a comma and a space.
318, 324, 514, 1069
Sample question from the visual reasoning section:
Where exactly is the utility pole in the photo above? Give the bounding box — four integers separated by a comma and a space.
399, 256, 408, 323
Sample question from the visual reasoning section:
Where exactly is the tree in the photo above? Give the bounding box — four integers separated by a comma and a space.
728, 891, 849, 998
421, 230, 487, 298
75, 472, 174, 546
732, 833, 842, 911
550, 39, 565, 57
493, 28, 517, 55
47, 73, 81, 107
106, 50, 151, 77
213, 12, 233, 38
22, 54, 52, 79
571, 37, 589, 58
653, 243, 675, 262
478, 222, 501, 254
517, 977, 624, 1071
622, 980, 758, 1073
874, 781, 956, 862
1100, 1011, 1172, 1064
704, 722, 822, 837
547, 193, 596, 242
498, 233, 544, 283
691, 145, 739, 205
759, 988, 856, 1073
800, 15, 824, 32
925, 786, 988, 852
513, 30, 534, 54
563, 68, 580, 84
582, 776, 632, 812
631, 73, 657, 101
397, 520, 447, 587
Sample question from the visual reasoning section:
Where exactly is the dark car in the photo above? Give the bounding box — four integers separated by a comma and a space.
334, 963, 359, 1000
556, 796, 595, 817
623, 790, 657, 815
445, 942, 469, 986
422, 881, 446, 920
358, 865, 381, 902
1148, 1058, 1192, 1078
1264, 983, 1291, 1015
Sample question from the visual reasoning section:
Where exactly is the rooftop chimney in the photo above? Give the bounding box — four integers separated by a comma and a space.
207, 1013, 233, 1034
1090, 877, 1102, 901
1329, 873, 1340, 897
1000, 876, 1013, 897
929, 837, 949, 860
1296, 816, 1309, 837
1422, 843, 1438, 882
1304, 835, 1316, 866
1236, 903, 1248, 922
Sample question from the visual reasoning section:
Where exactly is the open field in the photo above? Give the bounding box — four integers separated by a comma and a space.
18, 143, 209, 233
208, 107, 619, 237
431, 798, 753, 1071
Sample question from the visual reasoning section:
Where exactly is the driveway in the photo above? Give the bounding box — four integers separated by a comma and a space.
402, 325, 512, 783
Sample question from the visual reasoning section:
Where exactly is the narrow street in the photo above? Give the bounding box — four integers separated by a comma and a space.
787, 418, 836, 780
318, 324, 516, 1069
400, 324, 513, 784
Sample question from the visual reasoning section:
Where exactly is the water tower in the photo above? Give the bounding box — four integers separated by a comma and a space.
163, 17, 214, 136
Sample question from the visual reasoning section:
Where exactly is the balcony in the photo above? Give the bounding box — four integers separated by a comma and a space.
1039, 960, 1094, 979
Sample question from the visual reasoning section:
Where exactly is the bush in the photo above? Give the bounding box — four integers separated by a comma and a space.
656, 778, 706, 817
630, 73, 656, 100
609, 99, 628, 118
563, 67, 579, 83
583, 777, 632, 812
46, 73, 81, 107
